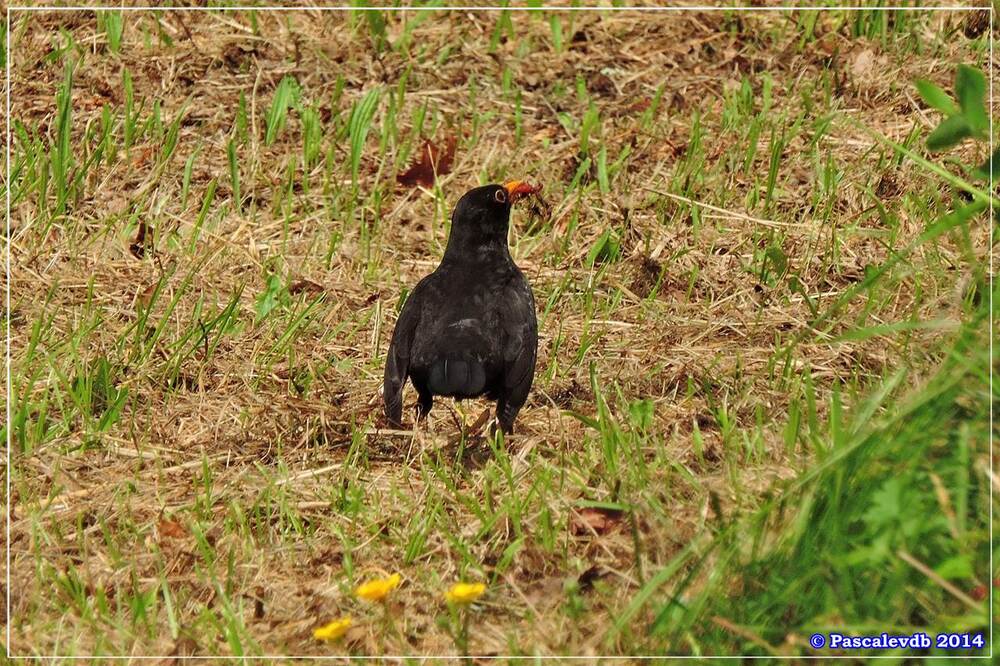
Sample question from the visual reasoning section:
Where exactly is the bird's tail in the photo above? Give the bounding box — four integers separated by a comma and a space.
427, 358, 487, 398
384, 384, 403, 427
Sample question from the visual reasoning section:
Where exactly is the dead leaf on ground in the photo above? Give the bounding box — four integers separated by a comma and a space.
136, 282, 158, 310
570, 506, 625, 536
396, 136, 456, 188
132, 144, 155, 167
288, 279, 324, 295
576, 564, 611, 591
129, 219, 150, 258
626, 98, 651, 114
158, 518, 187, 539
816, 36, 838, 58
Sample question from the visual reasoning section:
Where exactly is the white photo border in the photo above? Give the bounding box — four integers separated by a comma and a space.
4, 3, 993, 660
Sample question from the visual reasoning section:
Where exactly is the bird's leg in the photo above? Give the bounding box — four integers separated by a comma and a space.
497, 398, 524, 435
495, 399, 517, 436
416, 392, 434, 422
411, 394, 434, 453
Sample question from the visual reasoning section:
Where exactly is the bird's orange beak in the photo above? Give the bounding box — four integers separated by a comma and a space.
504, 180, 540, 203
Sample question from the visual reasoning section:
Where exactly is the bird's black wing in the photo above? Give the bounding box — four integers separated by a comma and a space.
383, 281, 427, 426
497, 274, 538, 431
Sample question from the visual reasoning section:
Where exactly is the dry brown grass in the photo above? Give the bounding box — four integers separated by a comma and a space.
4, 5, 990, 658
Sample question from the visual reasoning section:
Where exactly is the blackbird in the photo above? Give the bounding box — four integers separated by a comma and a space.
384, 181, 540, 434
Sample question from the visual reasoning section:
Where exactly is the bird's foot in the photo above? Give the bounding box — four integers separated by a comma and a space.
487, 419, 514, 442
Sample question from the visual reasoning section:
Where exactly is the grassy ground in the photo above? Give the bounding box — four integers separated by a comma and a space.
3, 5, 994, 660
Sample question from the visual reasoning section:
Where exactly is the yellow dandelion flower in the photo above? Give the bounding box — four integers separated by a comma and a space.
313, 616, 352, 641
354, 573, 401, 601
445, 582, 486, 605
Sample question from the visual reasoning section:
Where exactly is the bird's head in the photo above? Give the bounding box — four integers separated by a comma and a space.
451, 181, 541, 231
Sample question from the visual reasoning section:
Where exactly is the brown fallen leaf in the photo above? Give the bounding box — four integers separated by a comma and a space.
132, 144, 155, 167
396, 136, 456, 188
467, 407, 492, 434
129, 219, 150, 258
288, 279, 324, 295
816, 35, 839, 58
626, 98, 651, 113
158, 518, 187, 539
576, 564, 610, 591
136, 282, 158, 311
570, 506, 624, 536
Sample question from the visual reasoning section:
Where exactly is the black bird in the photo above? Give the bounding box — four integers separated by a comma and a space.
384, 181, 539, 434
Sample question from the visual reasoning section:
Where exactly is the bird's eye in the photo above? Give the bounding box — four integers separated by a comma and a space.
494, 189, 507, 204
